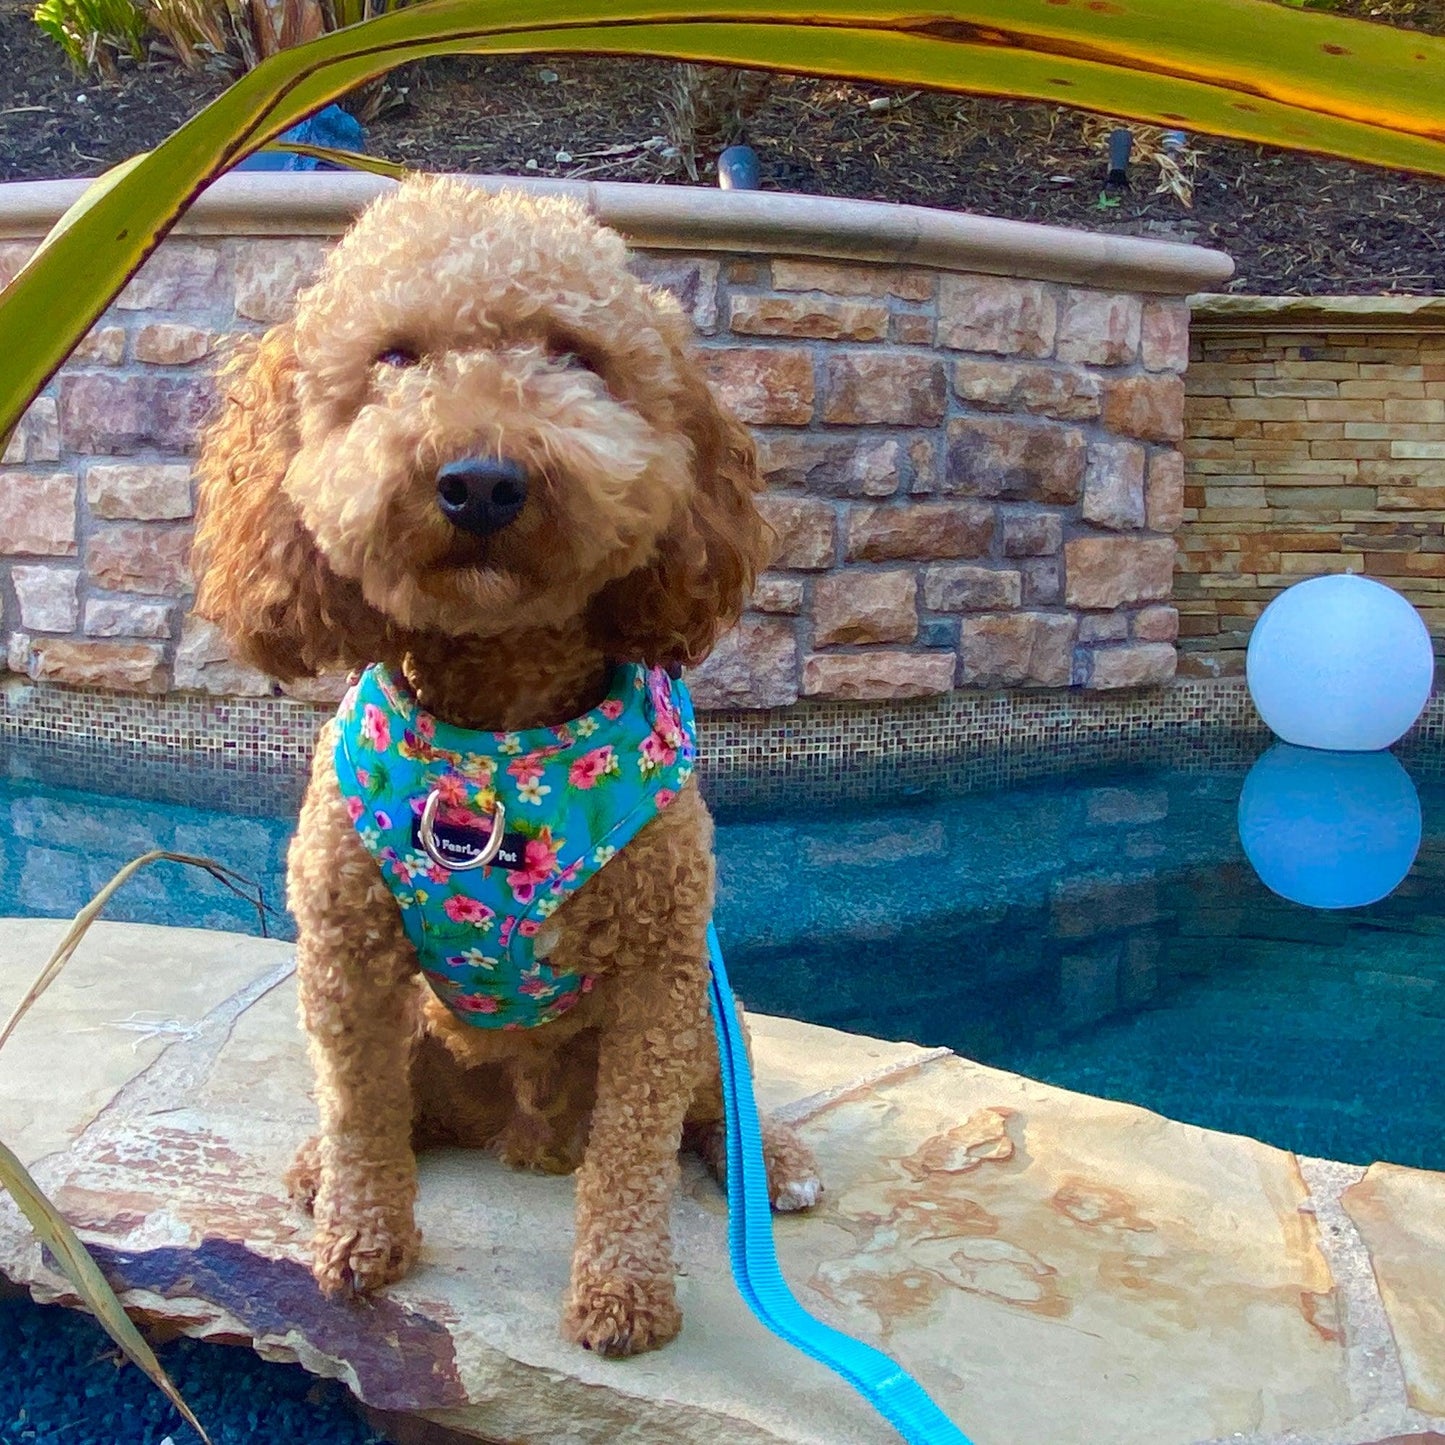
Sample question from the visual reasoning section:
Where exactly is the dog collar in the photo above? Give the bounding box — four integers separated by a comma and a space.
332, 662, 697, 1029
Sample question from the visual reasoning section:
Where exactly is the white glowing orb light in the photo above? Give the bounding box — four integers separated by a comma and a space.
1238, 744, 1421, 910
1246, 574, 1435, 751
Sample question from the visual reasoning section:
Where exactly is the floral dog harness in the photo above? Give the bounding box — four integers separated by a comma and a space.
332, 662, 697, 1029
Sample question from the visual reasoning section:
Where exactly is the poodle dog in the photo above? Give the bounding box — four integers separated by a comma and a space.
191, 174, 820, 1357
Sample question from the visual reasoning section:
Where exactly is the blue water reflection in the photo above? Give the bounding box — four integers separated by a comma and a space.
1238, 744, 1423, 910
2, 733, 1443, 1169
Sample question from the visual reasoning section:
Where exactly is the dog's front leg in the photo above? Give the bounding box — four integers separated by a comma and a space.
289, 743, 424, 1298
562, 947, 709, 1356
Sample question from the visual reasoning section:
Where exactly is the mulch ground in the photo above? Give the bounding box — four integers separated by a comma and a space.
2, 0, 1444, 296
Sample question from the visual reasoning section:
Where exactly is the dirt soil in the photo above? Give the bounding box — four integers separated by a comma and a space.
2, 0, 1443, 296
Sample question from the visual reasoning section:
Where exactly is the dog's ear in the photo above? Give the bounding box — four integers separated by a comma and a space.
588, 338, 769, 669
192, 324, 391, 681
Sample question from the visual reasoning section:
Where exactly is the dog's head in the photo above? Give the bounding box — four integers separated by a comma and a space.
193, 174, 766, 680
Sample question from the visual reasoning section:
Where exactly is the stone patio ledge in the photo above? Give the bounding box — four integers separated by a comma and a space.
1, 919, 1441, 1445
0, 173, 1233, 295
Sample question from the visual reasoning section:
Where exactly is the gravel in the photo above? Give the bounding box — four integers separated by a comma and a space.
0, 1293, 390, 1445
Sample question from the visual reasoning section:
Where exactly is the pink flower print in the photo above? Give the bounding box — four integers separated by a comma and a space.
518, 975, 556, 1000
361, 703, 391, 753
345, 796, 365, 823
599, 698, 624, 720
507, 830, 560, 903
415, 713, 436, 742
426, 862, 451, 885
387, 853, 421, 885
355, 767, 371, 789
550, 987, 580, 1014
519, 919, 542, 937
444, 895, 494, 926
435, 772, 469, 807
569, 745, 615, 790
655, 788, 676, 810
500, 915, 517, 946
648, 670, 684, 746
508, 753, 547, 787
640, 731, 677, 772
374, 809, 393, 831
454, 994, 500, 1016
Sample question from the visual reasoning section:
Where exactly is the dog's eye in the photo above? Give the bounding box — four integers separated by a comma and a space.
375, 346, 420, 369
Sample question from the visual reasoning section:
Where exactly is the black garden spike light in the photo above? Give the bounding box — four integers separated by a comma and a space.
1096, 126, 1133, 210
1106, 127, 1133, 188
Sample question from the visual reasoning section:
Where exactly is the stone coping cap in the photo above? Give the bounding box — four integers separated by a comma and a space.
1191, 291, 1445, 330
0, 172, 1233, 295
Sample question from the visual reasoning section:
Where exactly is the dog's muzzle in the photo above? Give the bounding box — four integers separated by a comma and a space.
436, 457, 528, 536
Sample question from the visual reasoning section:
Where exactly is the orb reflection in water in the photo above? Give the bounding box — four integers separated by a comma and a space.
1237, 743, 1422, 910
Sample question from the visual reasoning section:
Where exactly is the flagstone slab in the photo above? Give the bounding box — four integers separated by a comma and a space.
0, 920, 1387, 1445
1343, 1164, 1445, 1417
0, 918, 292, 1163
764, 1057, 1350, 1445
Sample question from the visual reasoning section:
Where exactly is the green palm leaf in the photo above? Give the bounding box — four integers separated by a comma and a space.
0, 1137, 212, 1444
260, 140, 410, 176
0, 850, 267, 1445
2, 0, 1445, 440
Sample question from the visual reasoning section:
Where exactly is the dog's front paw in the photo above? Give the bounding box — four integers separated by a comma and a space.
692, 1116, 824, 1213
764, 1120, 823, 1213
562, 1270, 682, 1357
310, 1191, 420, 1298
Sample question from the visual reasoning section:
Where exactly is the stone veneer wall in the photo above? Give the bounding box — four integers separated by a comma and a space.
0, 175, 1229, 708
1179, 296, 1445, 677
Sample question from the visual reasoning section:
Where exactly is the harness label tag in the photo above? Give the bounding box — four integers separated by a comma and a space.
410, 816, 530, 871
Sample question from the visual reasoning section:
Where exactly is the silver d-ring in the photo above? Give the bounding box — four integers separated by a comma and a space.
418, 789, 507, 871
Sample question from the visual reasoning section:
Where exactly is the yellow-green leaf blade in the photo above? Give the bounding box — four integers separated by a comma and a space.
4, 0, 1445, 442
0, 849, 262, 1443
0, 1136, 213, 1445
259, 140, 411, 177
28, 151, 152, 264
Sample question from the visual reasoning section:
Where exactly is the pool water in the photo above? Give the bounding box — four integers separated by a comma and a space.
718, 758, 1445, 1172
1, 738, 1441, 1172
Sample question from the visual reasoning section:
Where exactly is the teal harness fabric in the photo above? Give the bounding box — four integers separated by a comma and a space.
332, 662, 697, 1029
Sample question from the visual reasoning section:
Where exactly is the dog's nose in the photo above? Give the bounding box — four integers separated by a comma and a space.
435, 458, 529, 536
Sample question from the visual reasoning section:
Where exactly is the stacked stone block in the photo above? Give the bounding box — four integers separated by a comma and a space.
690, 259, 1187, 706
0, 235, 328, 696
1180, 320, 1445, 676
0, 235, 1188, 704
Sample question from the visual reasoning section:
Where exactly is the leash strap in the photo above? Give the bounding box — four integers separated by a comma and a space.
705, 922, 976, 1445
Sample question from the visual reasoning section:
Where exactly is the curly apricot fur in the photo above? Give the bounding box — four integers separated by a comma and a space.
192, 175, 819, 1352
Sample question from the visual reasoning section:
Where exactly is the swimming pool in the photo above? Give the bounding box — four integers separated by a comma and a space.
2, 733, 1440, 1172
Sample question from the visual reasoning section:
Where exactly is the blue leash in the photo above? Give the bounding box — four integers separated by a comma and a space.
705, 922, 975, 1445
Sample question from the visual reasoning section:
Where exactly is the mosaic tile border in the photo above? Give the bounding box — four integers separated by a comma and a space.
7, 676, 1444, 815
